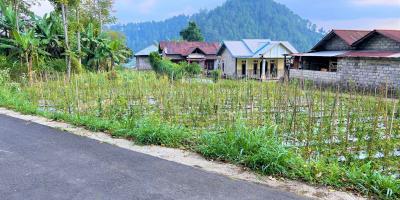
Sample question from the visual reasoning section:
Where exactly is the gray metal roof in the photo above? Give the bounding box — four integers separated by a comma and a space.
292, 51, 349, 57
134, 44, 158, 56
220, 39, 298, 58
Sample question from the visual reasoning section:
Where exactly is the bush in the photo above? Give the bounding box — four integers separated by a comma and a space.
197, 122, 304, 177
210, 70, 222, 82
181, 62, 202, 77
128, 116, 194, 148
150, 52, 202, 80
0, 69, 10, 86
43, 57, 84, 73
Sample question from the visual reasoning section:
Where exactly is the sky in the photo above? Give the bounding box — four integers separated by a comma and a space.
32, 0, 400, 30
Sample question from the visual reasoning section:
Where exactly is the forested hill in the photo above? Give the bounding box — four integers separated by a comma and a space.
110, 0, 324, 52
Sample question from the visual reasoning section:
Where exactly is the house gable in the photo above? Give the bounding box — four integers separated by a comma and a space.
312, 30, 370, 51
355, 32, 400, 51
262, 43, 293, 58
322, 35, 354, 51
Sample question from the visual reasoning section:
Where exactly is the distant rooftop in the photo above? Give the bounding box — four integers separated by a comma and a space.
135, 44, 158, 56
159, 41, 220, 56
220, 39, 298, 58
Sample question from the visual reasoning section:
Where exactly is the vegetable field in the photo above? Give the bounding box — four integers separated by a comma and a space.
1, 70, 399, 199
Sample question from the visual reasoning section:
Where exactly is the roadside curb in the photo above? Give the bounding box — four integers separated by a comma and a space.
0, 107, 364, 200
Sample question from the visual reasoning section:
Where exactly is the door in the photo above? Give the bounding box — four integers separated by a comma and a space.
241, 61, 246, 76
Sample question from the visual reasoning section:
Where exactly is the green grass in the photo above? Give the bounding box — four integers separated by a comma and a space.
0, 70, 398, 199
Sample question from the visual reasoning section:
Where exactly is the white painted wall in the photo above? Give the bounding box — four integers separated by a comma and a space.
220, 49, 236, 76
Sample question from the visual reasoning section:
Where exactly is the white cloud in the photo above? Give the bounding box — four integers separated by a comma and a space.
351, 0, 400, 6
31, 0, 54, 17
314, 18, 400, 31
138, 0, 158, 14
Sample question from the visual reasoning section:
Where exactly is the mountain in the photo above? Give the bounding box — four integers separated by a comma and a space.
110, 0, 324, 52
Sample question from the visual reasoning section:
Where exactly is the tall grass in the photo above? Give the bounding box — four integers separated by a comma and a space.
0, 70, 399, 199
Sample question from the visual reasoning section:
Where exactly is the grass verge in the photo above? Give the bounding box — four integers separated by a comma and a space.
0, 77, 398, 200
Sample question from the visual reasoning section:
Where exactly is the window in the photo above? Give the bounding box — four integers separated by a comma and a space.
253, 60, 258, 75
270, 60, 277, 78
222, 62, 225, 72
241, 60, 246, 75
206, 60, 214, 70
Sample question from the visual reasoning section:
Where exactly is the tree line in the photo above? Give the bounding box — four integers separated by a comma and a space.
111, 0, 324, 52
0, 0, 131, 83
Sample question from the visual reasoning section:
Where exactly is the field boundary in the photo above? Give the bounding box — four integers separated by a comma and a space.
0, 107, 363, 200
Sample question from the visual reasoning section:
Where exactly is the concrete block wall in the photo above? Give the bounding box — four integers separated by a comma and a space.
359, 34, 400, 51
290, 69, 339, 84
322, 35, 354, 51
290, 58, 400, 88
338, 58, 400, 88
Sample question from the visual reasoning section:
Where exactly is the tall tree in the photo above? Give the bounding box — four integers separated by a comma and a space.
80, 0, 114, 34
49, 0, 79, 80
75, 0, 82, 69
179, 21, 204, 42
60, 2, 71, 80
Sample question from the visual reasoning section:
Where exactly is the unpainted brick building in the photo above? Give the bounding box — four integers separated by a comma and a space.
290, 30, 400, 89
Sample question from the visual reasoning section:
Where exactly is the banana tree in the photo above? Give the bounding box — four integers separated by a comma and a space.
0, 1, 18, 38
105, 38, 131, 71
34, 13, 64, 57
0, 29, 48, 84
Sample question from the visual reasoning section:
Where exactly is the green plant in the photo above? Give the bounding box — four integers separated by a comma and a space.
210, 69, 222, 82
0, 71, 398, 199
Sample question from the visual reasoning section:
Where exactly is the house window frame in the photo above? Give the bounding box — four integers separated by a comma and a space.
253, 60, 258, 75
241, 60, 247, 76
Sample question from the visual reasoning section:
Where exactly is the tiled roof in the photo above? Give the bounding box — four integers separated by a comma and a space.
159, 41, 220, 56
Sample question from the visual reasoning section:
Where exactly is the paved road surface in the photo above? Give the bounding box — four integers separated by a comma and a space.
0, 114, 306, 200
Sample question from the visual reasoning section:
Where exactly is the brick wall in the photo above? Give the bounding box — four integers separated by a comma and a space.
338, 58, 400, 88
359, 34, 400, 51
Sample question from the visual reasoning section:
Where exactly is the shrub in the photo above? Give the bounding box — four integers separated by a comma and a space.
43, 57, 83, 73
128, 116, 194, 148
198, 122, 304, 177
210, 69, 222, 82
150, 53, 202, 80
0, 69, 10, 86
181, 62, 202, 77
149, 52, 185, 80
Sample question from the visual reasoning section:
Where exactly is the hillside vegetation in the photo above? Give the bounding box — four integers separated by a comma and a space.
111, 0, 324, 52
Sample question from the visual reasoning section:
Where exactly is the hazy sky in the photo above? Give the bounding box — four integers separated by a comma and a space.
32, 0, 400, 30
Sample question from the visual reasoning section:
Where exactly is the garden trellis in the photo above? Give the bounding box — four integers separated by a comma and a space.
25, 71, 400, 179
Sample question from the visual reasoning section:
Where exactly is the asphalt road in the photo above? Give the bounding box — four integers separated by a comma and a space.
0, 114, 307, 200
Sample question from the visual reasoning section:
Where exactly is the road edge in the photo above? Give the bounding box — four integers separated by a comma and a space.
0, 107, 364, 200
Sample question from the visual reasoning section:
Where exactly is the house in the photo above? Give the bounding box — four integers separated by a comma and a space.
217, 39, 298, 80
134, 44, 158, 70
290, 30, 400, 88
159, 41, 220, 72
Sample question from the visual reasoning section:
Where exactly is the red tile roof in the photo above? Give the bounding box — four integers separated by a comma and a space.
333, 30, 371, 45
375, 30, 400, 42
159, 41, 220, 56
